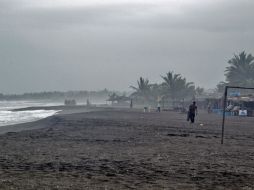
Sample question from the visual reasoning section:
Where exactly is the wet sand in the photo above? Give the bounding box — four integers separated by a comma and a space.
0, 107, 254, 189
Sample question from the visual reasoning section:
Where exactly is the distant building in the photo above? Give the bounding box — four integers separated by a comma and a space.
64, 99, 77, 106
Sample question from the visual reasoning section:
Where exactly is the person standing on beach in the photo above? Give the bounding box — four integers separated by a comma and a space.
188, 101, 198, 123
207, 103, 212, 113
157, 96, 161, 112
130, 99, 133, 108
157, 102, 161, 112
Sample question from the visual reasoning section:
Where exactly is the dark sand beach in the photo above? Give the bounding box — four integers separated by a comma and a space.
0, 107, 254, 189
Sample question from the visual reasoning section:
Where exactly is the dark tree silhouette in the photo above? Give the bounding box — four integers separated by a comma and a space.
225, 51, 254, 87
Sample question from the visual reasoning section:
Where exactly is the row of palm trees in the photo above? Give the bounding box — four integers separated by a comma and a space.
130, 71, 203, 106
130, 51, 254, 106
122, 51, 254, 107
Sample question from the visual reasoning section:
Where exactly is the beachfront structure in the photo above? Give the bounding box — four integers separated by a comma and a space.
107, 93, 131, 107
64, 99, 77, 106
227, 95, 254, 116
208, 95, 254, 117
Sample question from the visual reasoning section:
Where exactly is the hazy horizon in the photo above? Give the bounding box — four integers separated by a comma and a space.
1, 0, 253, 94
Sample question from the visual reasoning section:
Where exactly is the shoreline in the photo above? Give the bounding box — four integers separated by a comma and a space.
1, 105, 132, 135
1, 105, 102, 135
10, 105, 94, 113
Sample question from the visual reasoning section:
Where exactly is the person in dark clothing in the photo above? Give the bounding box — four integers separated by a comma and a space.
188, 101, 198, 123
130, 99, 133, 108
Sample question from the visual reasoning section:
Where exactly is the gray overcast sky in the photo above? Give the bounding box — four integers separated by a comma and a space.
0, 0, 253, 93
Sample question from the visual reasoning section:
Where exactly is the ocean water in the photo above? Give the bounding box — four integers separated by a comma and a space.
0, 101, 62, 127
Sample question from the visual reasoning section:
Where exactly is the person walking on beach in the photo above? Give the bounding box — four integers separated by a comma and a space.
187, 101, 198, 123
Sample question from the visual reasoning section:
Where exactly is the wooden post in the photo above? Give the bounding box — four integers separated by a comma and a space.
221, 86, 228, 144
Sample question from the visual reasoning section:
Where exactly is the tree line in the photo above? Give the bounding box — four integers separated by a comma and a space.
129, 71, 203, 106
129, 51, 254, 106
1, 51, 253, 103
0, 89, 111, 101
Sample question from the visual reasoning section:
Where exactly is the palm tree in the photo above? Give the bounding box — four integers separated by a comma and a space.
108, 92, 118, 104
216, 81, 228, 93
184, 81, 195, 98
161, 71, 182, 101
225, 51, 254, 87
195, 87, 205, 96
149, 83, 163, 100
130, 77, 151, 104
161, 71, 195, 106
108, 93, 130, 105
